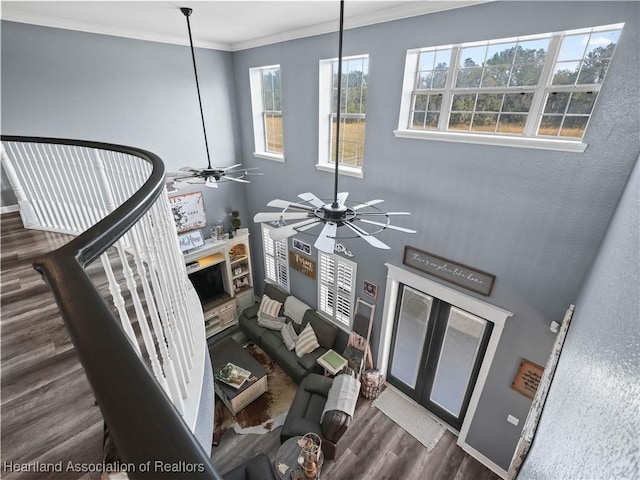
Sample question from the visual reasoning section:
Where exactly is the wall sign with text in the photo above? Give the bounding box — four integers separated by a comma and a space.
511, 359, 545, 400
289, 251, 316, 279
403, 246, 495, 296
169, 192, 207, 233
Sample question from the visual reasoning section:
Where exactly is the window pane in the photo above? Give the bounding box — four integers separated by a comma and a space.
567, 91, 598, 114
486, 42, 517, 65
459, 45, 486, 67
432, 70, 447, 89
515, 39, 549, 63
448, 113, 472, 131
419, 51, 435, 70
476, 93, 503, 112
577, 58, 610, 84
412, 112, 426, 128
414, 93, 429, 111
451, 94, 476, 112
497, 114, 527, 134
509, 64, 542, 86
558, 34, 589, 61
263, 91, 274, 111
471, 113, 498, 132
456, 67, 482, 88
417, 72, 433, 89
538, 115, 563, 136
560, 116, 589, 138
552, 61, 580, 85
434, 49, 452, 69
503, 93, 533, 112
481, 65, 509, 87
331, 117, 365, 166
425, 112, 440, 128
585, 30, 620, 58
428, 94, 443, 111
544, 92, 571, 114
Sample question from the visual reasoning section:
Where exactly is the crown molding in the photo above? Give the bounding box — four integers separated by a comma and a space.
1, 1, 492, 53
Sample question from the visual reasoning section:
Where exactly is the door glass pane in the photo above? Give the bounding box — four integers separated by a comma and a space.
390, 286, 433, 388
430, 307, 486, 416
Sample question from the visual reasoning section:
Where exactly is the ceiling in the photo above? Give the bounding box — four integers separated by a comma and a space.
1, 1, 490, 51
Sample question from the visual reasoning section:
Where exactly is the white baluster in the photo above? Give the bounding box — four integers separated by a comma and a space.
26, 143, 66, 231
0, 143, 39, 227
46, 145, 82, 233
55, 144, 93, 233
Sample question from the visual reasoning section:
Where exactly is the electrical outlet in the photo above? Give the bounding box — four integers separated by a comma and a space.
507, 414, 519, 426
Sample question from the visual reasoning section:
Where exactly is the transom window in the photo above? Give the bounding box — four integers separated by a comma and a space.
318, 54, 369, 178
396, 23, 623, 152
249, 65, 284, 161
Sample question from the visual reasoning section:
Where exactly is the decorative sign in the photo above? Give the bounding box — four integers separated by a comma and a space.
511, 359, 544, 400
335, 243, 354, 257
363, 279, 378, 300
403, 246, 496, 296
289, 251, 316, 279
292, 238, 312, 255
178, 230, 205, 253
169, 192, 207, 233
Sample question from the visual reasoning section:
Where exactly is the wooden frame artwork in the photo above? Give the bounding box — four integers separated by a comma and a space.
292, 238, 312, 255
169, 192, 207, 233
363, 279, 378, 300
511, 359, 545, 400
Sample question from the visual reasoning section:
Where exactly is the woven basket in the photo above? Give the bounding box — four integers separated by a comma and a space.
360, 369, 384, 400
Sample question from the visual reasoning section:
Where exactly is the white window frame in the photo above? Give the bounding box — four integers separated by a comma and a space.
317, 54, 368, 179
261, 224, 289, 291
395, 23, 624, 153
317, 252, 357, 331
249, 65, 285, 162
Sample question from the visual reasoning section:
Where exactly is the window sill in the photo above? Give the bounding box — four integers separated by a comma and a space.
393, 129, 588, 153
253, 152, 285, 162
315, 163, 364, 179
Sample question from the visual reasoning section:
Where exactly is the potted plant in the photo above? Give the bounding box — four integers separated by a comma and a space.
231, 211, 241, 232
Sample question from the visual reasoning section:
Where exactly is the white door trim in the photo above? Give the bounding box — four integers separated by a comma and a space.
379, 263, 512, 478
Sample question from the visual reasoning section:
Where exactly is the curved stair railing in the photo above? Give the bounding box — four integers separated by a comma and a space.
1, 136, 222, 479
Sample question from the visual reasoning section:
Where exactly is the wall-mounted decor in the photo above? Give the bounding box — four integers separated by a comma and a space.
403, 246, 496, 296
289, 251, 316, 279
169, 192, 207, 233
292, 238, 312, 255
178, 229, 205, 253
335, 243, 354, 257
363, 279, 378, 300
511, 359, 544, 400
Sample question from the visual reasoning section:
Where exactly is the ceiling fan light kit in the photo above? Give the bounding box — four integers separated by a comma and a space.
169, 7, 261, 190
253, 0, 416, 254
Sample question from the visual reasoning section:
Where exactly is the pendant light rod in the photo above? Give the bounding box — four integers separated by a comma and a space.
332, 0, 345, 209
181, 7, 212, 170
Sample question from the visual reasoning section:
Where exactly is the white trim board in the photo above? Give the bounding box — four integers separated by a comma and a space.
0, 205, 20, 214
379, 262, 512, 478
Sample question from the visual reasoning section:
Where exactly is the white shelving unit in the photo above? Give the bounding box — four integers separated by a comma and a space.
183, 233, 255, 338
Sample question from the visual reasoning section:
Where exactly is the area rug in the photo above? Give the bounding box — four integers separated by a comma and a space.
372, 385, 445, 452
212, 343, 297, 446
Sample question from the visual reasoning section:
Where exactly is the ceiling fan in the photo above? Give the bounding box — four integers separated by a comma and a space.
169, 7, 261, 190
253, 0, 415, 254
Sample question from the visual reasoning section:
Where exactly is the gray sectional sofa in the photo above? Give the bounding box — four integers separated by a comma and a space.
238, 283, 339, 384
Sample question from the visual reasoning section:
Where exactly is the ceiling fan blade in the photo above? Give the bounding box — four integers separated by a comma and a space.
205, 178, 218, 189
267, 199, 315, 211
179, 166, 199, 172
358, 211, 411, 216
352, 199, 384, 210
345, 222, 391, 250
358, 218, 417, 233
171, 180, 190, 190
253, 211, 312, 223
298, 192, 326, 208
337, 192, 349, 205
221, 163, 242, 171
226, 176, 251, 183
269, 218, 321, 241
314, 222, 338, 253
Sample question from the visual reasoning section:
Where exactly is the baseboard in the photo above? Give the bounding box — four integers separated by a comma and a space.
0, 205, 19, 214
457, 440, 508, 479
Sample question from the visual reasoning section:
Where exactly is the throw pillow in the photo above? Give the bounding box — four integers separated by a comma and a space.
258, 294, 283, 317
281, 321, 298, 351
295, 323, 320, 358
257, 312, 286, 330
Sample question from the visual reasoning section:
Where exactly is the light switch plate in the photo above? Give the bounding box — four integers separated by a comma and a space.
507, 414, 519, 426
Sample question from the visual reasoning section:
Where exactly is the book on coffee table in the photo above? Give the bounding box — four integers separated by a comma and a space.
215, 362, 251, 389
317, 349, 348, 375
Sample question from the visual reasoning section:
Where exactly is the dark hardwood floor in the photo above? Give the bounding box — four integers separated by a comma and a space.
1, 212, 499, 480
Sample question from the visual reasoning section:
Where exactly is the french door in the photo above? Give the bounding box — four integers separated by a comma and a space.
387, 284, 493, 430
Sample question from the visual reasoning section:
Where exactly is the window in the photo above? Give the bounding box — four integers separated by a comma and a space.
396, 23, 623, 152
249, 65, 284, 161
318, 252, 357, 329
318, 55, 369, 178
261, 224, 289, 291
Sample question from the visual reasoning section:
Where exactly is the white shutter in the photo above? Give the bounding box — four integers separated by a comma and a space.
261, 224, 289, 290
318, 252, 356, 328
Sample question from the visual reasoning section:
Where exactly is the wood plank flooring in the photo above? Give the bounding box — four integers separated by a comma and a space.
1, 212, 500, 480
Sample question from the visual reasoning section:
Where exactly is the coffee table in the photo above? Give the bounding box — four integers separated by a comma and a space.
210, 338, 267, 415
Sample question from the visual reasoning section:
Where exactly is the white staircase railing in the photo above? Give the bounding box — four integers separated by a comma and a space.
1, 138, 207, 431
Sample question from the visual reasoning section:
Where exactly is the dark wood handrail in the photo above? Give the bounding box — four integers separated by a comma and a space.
1, 135, 223, 479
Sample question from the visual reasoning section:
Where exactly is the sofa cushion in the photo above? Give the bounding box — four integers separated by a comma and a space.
261, 330, 285, 353
242, 303, 261, 320
295, 323, 320, 358
274, 347, 309, 384
303, 310, 338, 349
281, 321, 298, 351
257, 312, 286, 330
239, 315, 268, 344
297, 347, 327, 371
258, 295, 283, 318
263, 283, 289, 312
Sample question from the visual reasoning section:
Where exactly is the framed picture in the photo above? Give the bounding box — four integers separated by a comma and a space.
292, 238, 312, 255
178, 229, 205, 253
169, 192, 207, 233
363, 279, 378, 300
234, 267, 243, 276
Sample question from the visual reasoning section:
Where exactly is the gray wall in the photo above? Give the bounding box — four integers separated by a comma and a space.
519, 154, 639, 479
232, 1, 640, 470
1, 21, 248, 232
